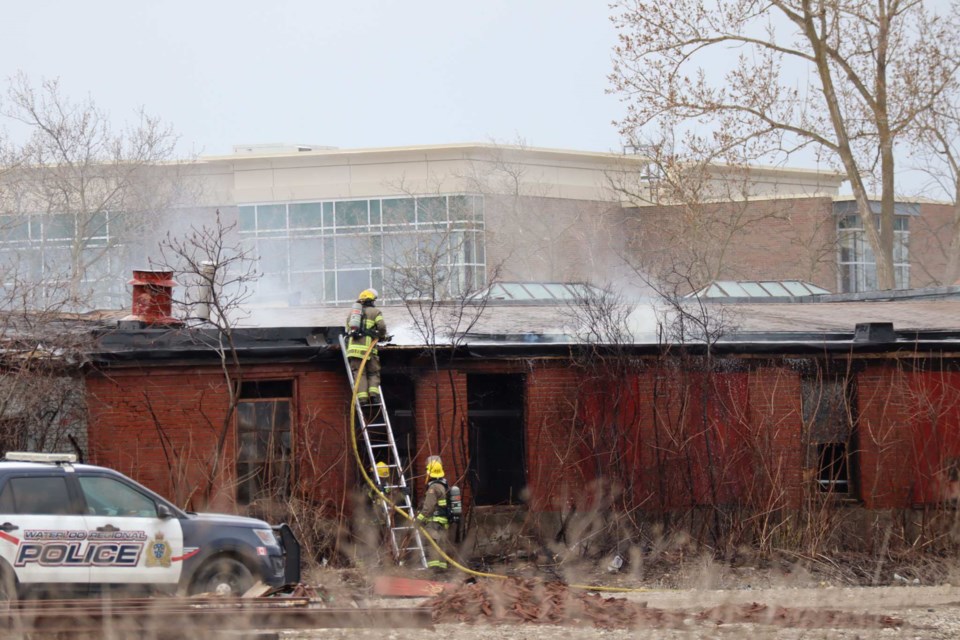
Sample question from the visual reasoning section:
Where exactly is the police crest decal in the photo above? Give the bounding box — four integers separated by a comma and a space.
145, 532, 172, 568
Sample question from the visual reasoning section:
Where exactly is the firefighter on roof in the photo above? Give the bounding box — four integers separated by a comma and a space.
345, 288, 388, 406
416, 455, 450, 572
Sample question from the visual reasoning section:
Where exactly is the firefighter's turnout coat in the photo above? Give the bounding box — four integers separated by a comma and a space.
417, 478, 450, 570
345, 303, 387, 401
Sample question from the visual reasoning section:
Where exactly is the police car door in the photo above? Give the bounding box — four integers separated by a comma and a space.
77, 475, 184, 587
0, 474, 90, 588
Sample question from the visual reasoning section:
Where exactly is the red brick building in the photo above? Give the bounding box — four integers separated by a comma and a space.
83, 292, 960, 549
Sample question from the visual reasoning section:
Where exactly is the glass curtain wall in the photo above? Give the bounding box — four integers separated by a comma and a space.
0, 212, 123, 307
238, 194, 485, 304
837, 214, 910, 293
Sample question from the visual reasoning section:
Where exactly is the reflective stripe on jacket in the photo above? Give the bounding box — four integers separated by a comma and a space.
418, 479, 450, 528
345, 304, 386, 358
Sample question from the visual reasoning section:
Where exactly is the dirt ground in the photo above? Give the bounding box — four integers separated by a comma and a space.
283, 565, 960, 639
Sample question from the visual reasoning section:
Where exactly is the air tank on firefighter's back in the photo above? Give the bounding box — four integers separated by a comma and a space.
348, 301, 363, 334
449, 485, 462, 523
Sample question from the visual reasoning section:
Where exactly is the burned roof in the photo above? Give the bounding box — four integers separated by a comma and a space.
85, 289, 960, 367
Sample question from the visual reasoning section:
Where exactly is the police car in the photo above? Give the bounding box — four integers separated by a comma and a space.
0, 452, 300, 598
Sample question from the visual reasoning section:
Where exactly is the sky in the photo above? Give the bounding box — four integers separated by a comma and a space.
0, 1, 625, 157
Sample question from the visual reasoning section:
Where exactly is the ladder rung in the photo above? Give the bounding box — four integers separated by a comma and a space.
369, 443, 391, 448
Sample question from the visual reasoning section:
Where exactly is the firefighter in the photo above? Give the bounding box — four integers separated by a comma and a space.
357, 461, 394, 567
416, 455, 450, 572
368, 461, 393, 526
345, 288, 388, 406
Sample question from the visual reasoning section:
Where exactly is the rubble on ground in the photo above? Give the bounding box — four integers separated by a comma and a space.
424, 577, 905, 630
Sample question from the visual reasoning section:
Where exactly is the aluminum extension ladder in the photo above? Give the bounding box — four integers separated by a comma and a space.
339, 334, 427, 569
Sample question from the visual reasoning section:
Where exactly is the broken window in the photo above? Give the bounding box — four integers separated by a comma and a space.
816, 442, 850, 494
801, 375, 857, 496
236, 380, 293, 504
467, 374, 526, 506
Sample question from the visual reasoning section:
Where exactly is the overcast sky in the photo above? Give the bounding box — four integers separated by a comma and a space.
0, 1, 624, 157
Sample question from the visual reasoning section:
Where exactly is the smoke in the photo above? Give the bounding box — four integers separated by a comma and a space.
626, 298, 665, 342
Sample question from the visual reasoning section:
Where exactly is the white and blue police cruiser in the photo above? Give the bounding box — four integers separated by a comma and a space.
0, 452, 300, 598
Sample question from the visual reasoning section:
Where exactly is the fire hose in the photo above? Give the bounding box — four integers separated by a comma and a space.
349, 339, 653, 593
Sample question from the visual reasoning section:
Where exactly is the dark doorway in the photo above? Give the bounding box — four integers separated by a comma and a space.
380, 373, 416, 477
467, 374, 526, 505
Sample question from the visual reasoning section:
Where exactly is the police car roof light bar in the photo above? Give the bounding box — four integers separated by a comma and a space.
4, 452, 77, 464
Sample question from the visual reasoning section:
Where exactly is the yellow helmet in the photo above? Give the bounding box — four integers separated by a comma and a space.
375, 461, 390, 479
425, 455, 444, 479
358, 288, 378, 302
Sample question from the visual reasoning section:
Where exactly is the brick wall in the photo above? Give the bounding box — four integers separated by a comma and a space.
85, 355, 960, 520
86, 364, 351, 513
621, 196, 956, 293
912, 202, 957, 286
413, 369, 468, 501
745, 365, 804, 509
525, 363, 582, 511
625, 196, 838, 290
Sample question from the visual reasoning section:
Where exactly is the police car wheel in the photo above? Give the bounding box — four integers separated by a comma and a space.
191, 557, 254, 596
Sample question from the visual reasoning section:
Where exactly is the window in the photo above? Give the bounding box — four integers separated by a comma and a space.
237, 380, 293, 504
837, 213, 910, 292
237, 195, 486, 304
801, 375, 857, 496
816, 443, 849, 493
78, 476, 157, 517
467, 374, 526, 505
0, 476, 74, 514
0, 210, 128, 309
289, 203, 322, 229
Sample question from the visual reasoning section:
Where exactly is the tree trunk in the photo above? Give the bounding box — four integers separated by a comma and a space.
945, 194, 960, 285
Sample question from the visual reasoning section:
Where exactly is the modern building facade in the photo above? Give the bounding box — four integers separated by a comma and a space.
8, 142, 950, 312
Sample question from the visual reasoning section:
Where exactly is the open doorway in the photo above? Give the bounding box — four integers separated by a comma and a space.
467, 374, 526, 505
380, 373, 416, 478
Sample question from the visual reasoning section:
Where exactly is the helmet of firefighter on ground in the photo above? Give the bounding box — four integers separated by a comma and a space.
358, 288, 378, 302
375, 461, 390, 479
425, 455, 444, 479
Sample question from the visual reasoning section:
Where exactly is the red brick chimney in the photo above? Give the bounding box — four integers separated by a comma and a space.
124, 269, 179, 325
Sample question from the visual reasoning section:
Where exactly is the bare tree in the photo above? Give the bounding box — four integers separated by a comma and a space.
610, 0, 960, 290
911, 92, 960, 285
0, 310, 91, 459
0, 74, 187, 307
608, 138, 801, 292
155, 211, 260, 504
